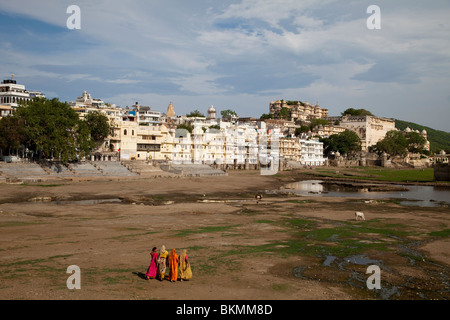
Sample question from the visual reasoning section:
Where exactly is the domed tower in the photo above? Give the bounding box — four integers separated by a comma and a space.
207, 105, 217, 120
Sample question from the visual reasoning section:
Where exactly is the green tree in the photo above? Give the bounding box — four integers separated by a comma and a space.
186, 110, 205, 118
260, 113, 273, 120
295, 125, 310, 136
220, 109, 237, 119
405, 131, 427, 153
395, 119, 450, 153
287, 100, 304, 106
278, 107, 291, 120
341, 108, 373, 116
321, 130, 361, 157
0, 116, 27, 155
176, 123, 193, 133
13, 98, 93, 163
309, 118, 330, 130
209, 124, 221, 130
84, 111, 112, 144
373, 130, 408, 156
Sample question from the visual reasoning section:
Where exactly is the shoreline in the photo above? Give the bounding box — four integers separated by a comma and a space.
1, 166, 448, 187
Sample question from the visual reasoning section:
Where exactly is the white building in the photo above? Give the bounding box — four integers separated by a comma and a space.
70, 91, 122, 124
300, 139, 326, 166
0, 76, 45, 111
325, 115, 396, 151
132, 102, 162, 125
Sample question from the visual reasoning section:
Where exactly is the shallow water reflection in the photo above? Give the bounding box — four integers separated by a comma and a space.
280, 180, 450, 207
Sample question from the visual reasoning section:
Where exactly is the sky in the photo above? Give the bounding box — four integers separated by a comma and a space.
0, 0, 449, 132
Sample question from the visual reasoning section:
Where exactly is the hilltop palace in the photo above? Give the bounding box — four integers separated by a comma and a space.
0, 77, 431, 168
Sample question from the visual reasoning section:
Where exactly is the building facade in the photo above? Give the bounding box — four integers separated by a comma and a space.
269, 100, 329, 122
325, 115, 396, 151
0, 76, 45, 111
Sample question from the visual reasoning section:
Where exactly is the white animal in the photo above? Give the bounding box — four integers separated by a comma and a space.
355, 211, 365, 221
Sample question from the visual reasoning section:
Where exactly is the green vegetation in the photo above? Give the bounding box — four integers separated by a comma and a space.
278, 107, 291, 120
186, 109, 205, 118
220, 109, 237, 119
173, 224, 242, 237
286, 100, 304, 106
260, 113, 273, 120
0, 254, 73, 268
371, 130, 427, 156
309, 118, 330, 130
0, 98, 111, 164
395, 119, 450, 153
208, 124, 221, 130
20, 183, 63, 187
341, 108, 374, 116
321, 130, 362, 157
294, 125, 310, 136
84, 111, 112, 144
176, 123, 193, 133
428, 229, 450, 237
111, 231, 159, 241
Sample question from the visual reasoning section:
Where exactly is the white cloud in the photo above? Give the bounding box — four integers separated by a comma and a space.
1, 0, 449, 131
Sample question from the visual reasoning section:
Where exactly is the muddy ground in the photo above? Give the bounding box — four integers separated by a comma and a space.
0, 169, 449, 300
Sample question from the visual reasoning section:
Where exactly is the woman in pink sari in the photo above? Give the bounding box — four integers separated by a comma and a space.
145, 247, 159, 280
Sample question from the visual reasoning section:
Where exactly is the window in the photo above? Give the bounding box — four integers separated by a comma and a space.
124, 129, 127, 135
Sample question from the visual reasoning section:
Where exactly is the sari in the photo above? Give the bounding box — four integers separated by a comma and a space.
167, 249, 179, 282
157, 245, 169, 280
179, 249, 193, 281
144, 250, 158, 279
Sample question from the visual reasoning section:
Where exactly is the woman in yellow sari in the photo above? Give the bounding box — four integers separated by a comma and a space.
167, 248, 179, 282
157, 245, 168, 281
179, 249, 192, 281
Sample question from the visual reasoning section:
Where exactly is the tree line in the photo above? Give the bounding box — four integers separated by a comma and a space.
0, 98, 111, 164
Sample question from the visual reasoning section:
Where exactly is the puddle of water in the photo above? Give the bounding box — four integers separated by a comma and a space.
343, 254, 381, 266
278, 180, 450, 207
322, 255, 337, 267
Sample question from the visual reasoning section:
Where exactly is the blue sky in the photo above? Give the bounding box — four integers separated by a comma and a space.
0, 0, 449, 131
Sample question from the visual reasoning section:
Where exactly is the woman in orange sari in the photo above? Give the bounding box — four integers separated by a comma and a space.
167, 248, 179, 282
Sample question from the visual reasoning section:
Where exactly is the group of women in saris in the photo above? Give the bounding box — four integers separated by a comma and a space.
144, 245, 192, 282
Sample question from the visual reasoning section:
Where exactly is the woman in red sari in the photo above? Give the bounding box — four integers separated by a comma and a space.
167, 248, 179, 282
144, 247, 158, 280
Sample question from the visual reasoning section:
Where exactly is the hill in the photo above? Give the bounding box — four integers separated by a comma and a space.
395, 119, 450, 153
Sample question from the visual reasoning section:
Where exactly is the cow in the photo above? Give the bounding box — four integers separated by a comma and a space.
355, 211, 366, 221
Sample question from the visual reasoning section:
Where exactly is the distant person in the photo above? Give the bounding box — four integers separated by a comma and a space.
157, 245, 169, 281
167, 248, 179, 282
144, 247, 158, 280
179, 249, 192, 281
